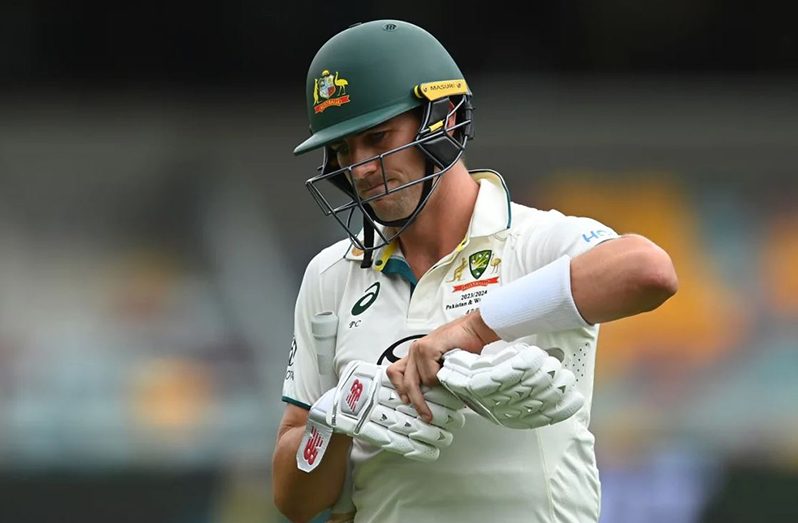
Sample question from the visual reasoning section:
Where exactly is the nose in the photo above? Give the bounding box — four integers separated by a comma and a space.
349, 154, 380, 181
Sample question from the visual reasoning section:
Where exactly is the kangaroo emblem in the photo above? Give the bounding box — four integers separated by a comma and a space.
447, 258, 467, 282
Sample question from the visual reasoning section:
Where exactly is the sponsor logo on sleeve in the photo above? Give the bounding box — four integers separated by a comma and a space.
581, 229, 613, 243
285, 337, 297, 381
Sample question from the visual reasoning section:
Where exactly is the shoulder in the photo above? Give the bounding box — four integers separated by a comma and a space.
509, 203, 573, 237
296, 238, 359, 312
510, 203, 614, 237
507, 202, 618, 259
307, 238, 352, 273
303, 239, 359, 292
509, 203, 566, 227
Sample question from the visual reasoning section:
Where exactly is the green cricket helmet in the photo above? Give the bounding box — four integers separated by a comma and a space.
295, 19, 474, 267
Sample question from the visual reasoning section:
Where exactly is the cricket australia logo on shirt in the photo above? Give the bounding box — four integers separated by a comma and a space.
444, 249, 501, 318
469, 250, 491, 279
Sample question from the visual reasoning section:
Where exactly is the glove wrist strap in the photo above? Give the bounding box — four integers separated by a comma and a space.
297, 418, 334, 472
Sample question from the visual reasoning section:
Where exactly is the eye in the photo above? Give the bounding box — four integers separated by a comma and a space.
367, 131, 387, 145
330, 142, 349, 158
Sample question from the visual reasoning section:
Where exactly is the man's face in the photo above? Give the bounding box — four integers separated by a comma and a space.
329, 111, 426, 223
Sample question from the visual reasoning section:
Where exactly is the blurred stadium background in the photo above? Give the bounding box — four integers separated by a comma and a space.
0, 2, 796, 522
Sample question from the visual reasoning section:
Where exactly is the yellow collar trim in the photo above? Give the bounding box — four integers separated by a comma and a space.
373, 240, 398, 272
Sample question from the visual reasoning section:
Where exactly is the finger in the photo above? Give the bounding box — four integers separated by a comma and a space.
385, 359, 406, 391
414, 341, 442, 386
403, 357, 432, 422
418, 354, 442, 387
386, 357, 409, 403
380, 382, 465, 429
377, 385, 465, 430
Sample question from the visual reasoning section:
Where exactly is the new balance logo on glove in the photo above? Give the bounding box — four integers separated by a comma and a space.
303, 426, 324, 466
297, 418, 333, 472
340, 375, 371, 415
345, 379, 364, 411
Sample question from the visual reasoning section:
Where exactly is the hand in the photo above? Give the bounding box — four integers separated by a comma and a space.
437, 342, 585, 429
386, 311, 498, 422
296, 360, 465, 472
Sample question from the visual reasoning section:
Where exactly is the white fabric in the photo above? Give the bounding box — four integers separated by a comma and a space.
282, 171, 618, 523
438, 343, 585, 429
480, 254, 590, 340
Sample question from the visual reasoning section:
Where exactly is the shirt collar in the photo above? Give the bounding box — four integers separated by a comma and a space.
466, 169, 512, 238
343, 169, 512, 268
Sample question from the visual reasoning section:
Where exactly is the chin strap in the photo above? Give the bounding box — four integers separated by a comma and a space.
360, 217, 375, 269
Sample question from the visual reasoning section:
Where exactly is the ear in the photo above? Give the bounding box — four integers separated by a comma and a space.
447, 100, 457, 128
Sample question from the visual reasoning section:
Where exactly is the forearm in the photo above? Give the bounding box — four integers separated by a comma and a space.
272, 427, 352, 523
473, 234, 676, 343
571, 234, 678, 324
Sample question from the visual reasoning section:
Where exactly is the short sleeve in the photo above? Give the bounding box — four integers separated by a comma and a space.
521, 212, 619, 270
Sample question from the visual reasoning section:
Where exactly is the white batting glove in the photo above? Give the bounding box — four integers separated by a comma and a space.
297, 360, 465, 472
437, 343, 584, 429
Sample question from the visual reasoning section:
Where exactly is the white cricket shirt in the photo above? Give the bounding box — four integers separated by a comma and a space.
283, 170, 618, 523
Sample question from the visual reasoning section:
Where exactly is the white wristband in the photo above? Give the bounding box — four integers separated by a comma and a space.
479, 255, 589, 340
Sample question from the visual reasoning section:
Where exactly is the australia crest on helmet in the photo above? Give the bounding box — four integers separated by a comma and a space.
313, 69, 350, 113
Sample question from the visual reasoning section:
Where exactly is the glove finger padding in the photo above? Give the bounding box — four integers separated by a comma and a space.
370, 405, 454, 447
377, 375, 466, 430
298, 361, 464, 472
355, 415, 441, 462
437, 343, 585, 430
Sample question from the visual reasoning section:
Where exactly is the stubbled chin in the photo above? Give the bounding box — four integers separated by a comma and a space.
370, 196, 418, 224
362, 183, 423, 222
